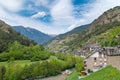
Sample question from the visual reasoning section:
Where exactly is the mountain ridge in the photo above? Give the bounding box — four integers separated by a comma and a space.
46, 6, 120, 54
12, 26, 53, 44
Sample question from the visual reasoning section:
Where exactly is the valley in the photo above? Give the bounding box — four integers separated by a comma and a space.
0, 2, 120, 80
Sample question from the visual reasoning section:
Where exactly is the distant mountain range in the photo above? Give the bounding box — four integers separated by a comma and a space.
45, 6, 120, 54
12, 26, 54, 44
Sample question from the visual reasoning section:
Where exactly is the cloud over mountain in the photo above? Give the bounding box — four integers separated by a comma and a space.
0, 0, 120, 34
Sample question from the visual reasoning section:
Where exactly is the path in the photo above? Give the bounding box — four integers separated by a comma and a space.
39, 74, 68, 80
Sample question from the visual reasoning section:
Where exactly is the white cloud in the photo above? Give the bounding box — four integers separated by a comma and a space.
51, 0, 73, 19
81, 0, 120, 24
0, 0, 24, 12
31, 12, 46, 19
0, 0, 120, 35
50, 0, 77, 30
31, 0, 57, 9
67, 0, 120, 31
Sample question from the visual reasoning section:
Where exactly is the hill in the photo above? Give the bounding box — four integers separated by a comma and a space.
46, 6, 120, 54
12, 26, 53, 44
0, 20, 36, 52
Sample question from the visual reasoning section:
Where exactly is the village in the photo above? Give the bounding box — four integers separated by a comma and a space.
72, 35, 120, 74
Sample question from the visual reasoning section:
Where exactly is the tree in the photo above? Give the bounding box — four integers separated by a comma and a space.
75, 57, 84, 72
0, 66, 6, 80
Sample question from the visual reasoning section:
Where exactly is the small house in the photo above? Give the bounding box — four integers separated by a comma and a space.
85, 51, 107, 71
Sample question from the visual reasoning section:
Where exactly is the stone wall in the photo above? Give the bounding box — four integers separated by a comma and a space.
86, 57, 95, 70
108, 56, 120, 70
86, 57, 107, 71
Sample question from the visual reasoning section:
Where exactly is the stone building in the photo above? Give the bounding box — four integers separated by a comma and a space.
85, 46, 120, 71
85, 51, 107, 71
107, 54, 120, 70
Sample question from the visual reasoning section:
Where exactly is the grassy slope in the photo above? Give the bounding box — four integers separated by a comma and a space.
81, 66, 120, 80
66, 71, 79, 80
67, 66, 120, 80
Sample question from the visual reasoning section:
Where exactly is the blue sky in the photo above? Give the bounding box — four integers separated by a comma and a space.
0, 0, 120, 34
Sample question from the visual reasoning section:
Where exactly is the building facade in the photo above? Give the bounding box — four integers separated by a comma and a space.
85, 51, 107, 71
85, 46, 120, 71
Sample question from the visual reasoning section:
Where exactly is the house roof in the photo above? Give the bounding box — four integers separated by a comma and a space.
85, 50, 102, 59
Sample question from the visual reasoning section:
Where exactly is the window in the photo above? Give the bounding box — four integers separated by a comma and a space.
94, 57, 97, 62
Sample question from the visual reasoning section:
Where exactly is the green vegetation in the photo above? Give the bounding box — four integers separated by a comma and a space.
0, 60, 39, 67
75, 57, 84, 72
0, 41, 84, 80
0, 41, 50, 62
0, 20, 84, 80
0, 20, 36, 53
66, 71, 79, 80
96, 26, 120, 47
81, 66, 120, 80
0, 55, 83, 80
67, 66, 120, 80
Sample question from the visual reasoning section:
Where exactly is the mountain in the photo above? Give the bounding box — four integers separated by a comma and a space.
12, 26, 53, 44
45, 24, 89, 53
0, 20, 36, 52
46, 6, 120, 54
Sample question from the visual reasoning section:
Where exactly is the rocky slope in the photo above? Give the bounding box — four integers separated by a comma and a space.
46, 6, 120, 54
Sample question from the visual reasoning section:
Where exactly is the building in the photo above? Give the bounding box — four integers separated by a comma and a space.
103, 47, 117, 55
107, 54, 120, 70
85, 51, 107, 71
85, 46, 120, 72
104, 46, 120, 70
90, 46, 101, 52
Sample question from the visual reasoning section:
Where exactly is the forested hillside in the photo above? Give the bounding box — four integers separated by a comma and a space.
0, 20, 36, 52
